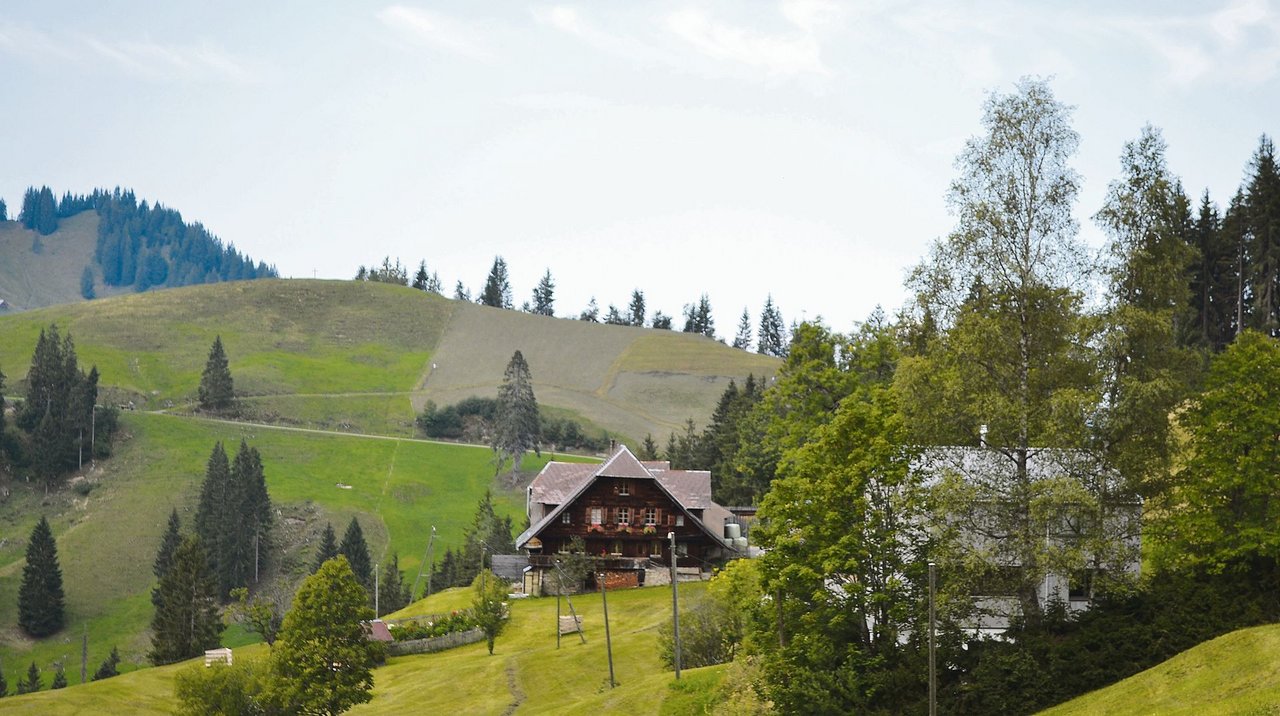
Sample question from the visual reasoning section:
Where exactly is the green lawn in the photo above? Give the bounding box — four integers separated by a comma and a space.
1040, 623, 1280, 715
0, 412, 590, 692
0, 584, 728, 714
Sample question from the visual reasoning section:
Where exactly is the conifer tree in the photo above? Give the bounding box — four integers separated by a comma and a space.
732, 308, 753, 349
378, 553, 410, 615
150, 537, 223, 665
531, 269, 555, 316
453, 281, 470, 301
51, 664, 66, 689
639, 434, 659, 460
194, 442, 231, 590
627, 289, 646, 327
0, 198, 6, 222
757, 295, 787, 357
226, 440, 271, 592
651, 311, 673, 329
153, 509, 182, 606
480, 256, 513, 309
412, 261, 430, 290
197, 336, 234, 412
18, 516, 65, 638
80, 266, 96, 300
1246, 135, 1280, 335
492, 350, 540, 474
339, 518, 374, 594
313, 522, 339, 573
92, 647, 120, 681
682, 294, 716, 338
578, 297, 599, 322
16, 662, 40, 694
604, 304, 627, 325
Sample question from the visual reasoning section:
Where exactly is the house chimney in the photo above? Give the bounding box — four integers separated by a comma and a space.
610, 439, 617, 454
979, 424, 988, 446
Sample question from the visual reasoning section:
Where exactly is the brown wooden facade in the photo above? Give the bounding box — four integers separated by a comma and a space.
529, 476, 717, 565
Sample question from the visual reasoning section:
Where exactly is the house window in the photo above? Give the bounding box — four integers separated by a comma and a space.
561, 512, 572, 525
675, 515, 684, 527
610, 540, 623, 555
590, 507, 602, 525
1069, 570, 1094, 601
617, 507, 631, 525
617, 480, 630, 496
644, 508, 657, 526
650, 540, 663, 556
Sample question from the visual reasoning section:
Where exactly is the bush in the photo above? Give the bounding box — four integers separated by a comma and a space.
390, 611, 479, 642
174, 659, 269, 716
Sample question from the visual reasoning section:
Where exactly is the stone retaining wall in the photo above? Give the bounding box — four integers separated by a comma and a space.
386, 627, 486, 656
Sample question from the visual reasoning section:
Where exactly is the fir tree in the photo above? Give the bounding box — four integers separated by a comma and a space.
152, 509, 182, 606
757, 295, 787, 357
194, 442, 231, 591
378, 553, 410, 615
51, 664, 66, 689
313, 522, 339, 573
16, 662, 40, 694
639, 434, 659, 460
149, 536, 224, 665
339, 518, 374, 594
628, 289, 646, 327
492, 350, 540, 474
531, 269, 555, 316
0, 197, 6, 222
604, 304, 627, 325
651, 311, 673, 330
92, 647, 120, 681
732, 308, 753, 349
453, 281, 470, 301
1246, 135, 1280, 335
197, 336, 234, 412
578, 297, 599, 322
480, 256, 513, 308
682, 294, 715, 338
18, 516, 65, 638
460, 491, 514, 586
412, 261, 430, 290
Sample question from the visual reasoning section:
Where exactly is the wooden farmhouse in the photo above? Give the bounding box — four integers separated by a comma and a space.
516, 445, 742, 592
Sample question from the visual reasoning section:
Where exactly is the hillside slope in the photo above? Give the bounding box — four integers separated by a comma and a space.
0, 214, 131, 310
1039, 624, 1280, 715
0, 279, 779, 442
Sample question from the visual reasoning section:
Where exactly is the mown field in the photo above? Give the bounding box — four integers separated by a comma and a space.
0, 583, 730, 714
1039, 624, 1280, 716
0, 214, 131, 311
0, 411, 585, 692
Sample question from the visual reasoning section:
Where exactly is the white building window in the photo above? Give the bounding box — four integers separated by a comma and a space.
561, 512, 571, 524
590, 507, 602, 525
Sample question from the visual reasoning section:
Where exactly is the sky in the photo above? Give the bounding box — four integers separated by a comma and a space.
2, 1, 1278, 334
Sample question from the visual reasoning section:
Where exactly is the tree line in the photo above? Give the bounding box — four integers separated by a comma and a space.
647, 77, 1280, 714
355, 253, 790, 356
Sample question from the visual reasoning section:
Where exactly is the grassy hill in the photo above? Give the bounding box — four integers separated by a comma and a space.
0, 279, 779, 443
0, 584, 732, 714
0, 214, 131, 311
1039, 624, 1280, 715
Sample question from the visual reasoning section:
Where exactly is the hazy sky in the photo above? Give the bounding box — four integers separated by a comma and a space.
2, 1, 1278, 333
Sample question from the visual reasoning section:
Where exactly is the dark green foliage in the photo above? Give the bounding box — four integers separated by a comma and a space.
732, 307, 752, 349
453, 281, 470, 301
0, 661, 6, 696
194, 441, 272, 598
18, 516, 65, 638
1245, 136, 1280, 335
1186, 190, 1237, 350
313, 522, 339, 573
51, 664, 66, 689
0, 197, 7, 221
756, 294, 786, 356
265, 556, 378, 715
578, 297, 599, 322
638, 434, 659, 460
92, 646, 120, 680
390, 611, 479, 641
15, 325, 103, 483
197, 336, 234, 412
339, 518, 374, 594
19, 186, 58, 235
412, 260, 430, 290
16, 662, 40, 694
174, 658, 269, 716
357, 256, 409, 285
378, 553, 410, 615
531, 269, 555, 316
152, 509, 182, 606
491, 350, 540, 473
150, 536, 224, 665
682, 293, 715, 338
627, 289, 646, 326
91, 187, 275, 290
651, 310, 673, 329
604, 304, 627, 325
433, 491, 515, 590
227, 587, 284, 647
80, 265, 96, 300
480, 255, 512, 308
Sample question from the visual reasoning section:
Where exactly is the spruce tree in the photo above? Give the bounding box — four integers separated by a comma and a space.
80, 266, 95, 300
412, 261, 429, 290
492, 350, 540, 474
757, 295, 787, 357
197, 336, 234, 411
578, 297, 599, 322
51, 664, 66, 689
225, 440, 271, 594
1246, 135, 1280, 335
453, 281, 470, 301
379, 553, 410, 614
152, 509, 182, 606
194, 442, 230, 589
313, 522, 339, 573
339, 518, 373, 594
16, 662, 40, 694
92, 647, 120, 681
18, 516, 65, 638
628, 289, 646, 327
480, 256, 513, 308
532, 269, 555, 316
732, 307, 753, 349
149, 536, 224, 665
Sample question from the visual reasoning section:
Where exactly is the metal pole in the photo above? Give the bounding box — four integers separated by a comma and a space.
557, 593, 562, 649
412, 526, 436, 602
600, 571, 615, 688
254, 534, 259, 583
81, 626, 88, 684
929, 561, 937, 716
375, 562, 380, 618
669, 531, 681, 680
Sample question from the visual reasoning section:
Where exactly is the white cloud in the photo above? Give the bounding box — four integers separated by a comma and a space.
664, 6, 829, 77
376, 5, 494, 60
0, 21, 254, 83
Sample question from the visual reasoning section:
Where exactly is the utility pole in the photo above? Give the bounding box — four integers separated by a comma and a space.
600, 571, 615, 688
929, 561, 937, 716
375, 562, 380, 618
81, 626, 88, 684
556, 592, 562, 649
254, 533, 260, 583
669, 531, 681, 680
412, 525, 436, 602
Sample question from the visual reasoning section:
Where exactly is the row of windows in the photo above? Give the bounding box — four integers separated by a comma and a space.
557, 540, 689, 557
561, 507, 683, 527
